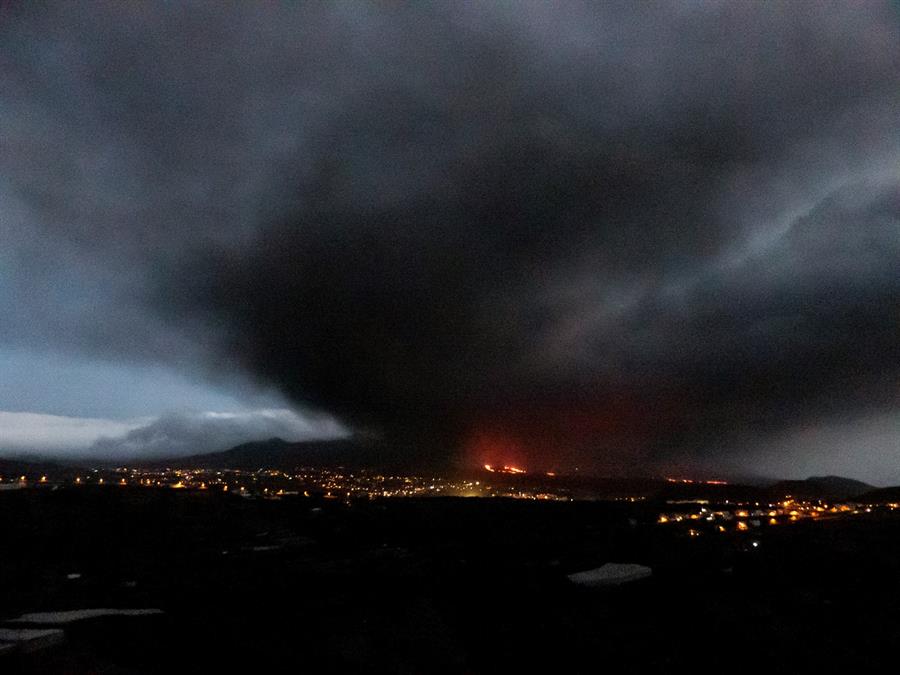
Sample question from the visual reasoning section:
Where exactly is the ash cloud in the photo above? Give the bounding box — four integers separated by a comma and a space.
2, 2, 899, 473
87, 409, 348, 461
0, 409, 346, 461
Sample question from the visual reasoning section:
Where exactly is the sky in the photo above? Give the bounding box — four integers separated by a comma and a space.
1, 1, 898, 482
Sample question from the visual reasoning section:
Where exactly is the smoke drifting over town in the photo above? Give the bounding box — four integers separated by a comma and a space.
2, 2, 898, 477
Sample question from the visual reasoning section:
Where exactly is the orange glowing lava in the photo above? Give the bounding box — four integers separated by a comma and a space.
483, 464, 526, 475
665, 477, 728, 485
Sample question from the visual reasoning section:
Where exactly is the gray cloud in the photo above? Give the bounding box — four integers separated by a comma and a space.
88, 409, 348, 460
0, 409, 347, 461
715, 411, 900, 487
0, 411, 146, 454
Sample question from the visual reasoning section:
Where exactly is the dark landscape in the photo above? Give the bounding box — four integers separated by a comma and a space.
3, 454, 900, 673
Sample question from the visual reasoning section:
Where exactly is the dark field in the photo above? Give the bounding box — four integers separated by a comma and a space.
3, 488, 900, 673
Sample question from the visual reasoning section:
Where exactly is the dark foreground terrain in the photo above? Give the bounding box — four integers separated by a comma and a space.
3, 487, 900, 673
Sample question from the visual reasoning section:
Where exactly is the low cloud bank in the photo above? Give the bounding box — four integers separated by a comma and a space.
0, 411, 146, 454
0, 409, 347, 460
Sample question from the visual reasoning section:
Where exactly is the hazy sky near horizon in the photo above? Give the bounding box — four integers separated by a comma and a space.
1, 2, 898, 482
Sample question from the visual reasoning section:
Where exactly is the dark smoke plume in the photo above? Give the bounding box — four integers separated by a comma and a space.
2, 2, 899, 472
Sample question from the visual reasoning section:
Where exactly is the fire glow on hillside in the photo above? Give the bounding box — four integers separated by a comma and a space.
484, 464, 526, 475
665, 477, 728, 486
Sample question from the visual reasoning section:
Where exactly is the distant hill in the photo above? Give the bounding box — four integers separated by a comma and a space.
854, 486, 900, 504
0, 456, 67, 477
766, 475, 874, 500
656, 480, 766, 503
141, 437, 401, 471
